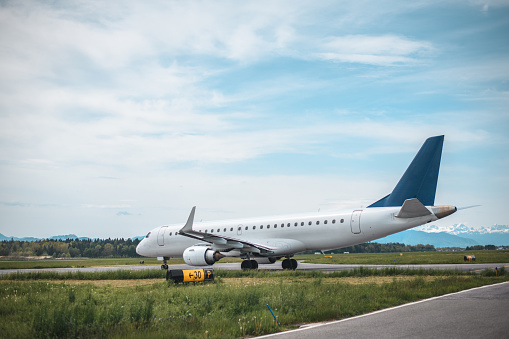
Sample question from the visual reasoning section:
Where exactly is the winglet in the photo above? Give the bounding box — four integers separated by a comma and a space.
179, 206, 196, 233
396, 198, 432, 218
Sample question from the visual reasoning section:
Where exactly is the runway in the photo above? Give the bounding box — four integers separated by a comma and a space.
254, 281, 509, 339
1, 262, 507, 275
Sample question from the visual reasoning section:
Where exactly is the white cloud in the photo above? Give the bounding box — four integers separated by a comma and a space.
315, 35, 434, 66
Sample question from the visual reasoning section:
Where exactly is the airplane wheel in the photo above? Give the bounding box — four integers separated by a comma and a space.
282, 259, 291, 270
241, 260, 252, 270
290, 259, 298, 270
241, 260, 258, 270
161, 264, 168, 270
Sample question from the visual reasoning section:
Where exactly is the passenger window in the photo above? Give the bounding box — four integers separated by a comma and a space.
170, 232, 172, 236
332, 220, 336, 224
301, 222, 304, 226
267, 225, 270, 229
274, 224, 277, 228
308, 221, 312, 225
217, 228, 220, 232
287, 223, 290, 227
324, 220, 328, 224
223, 228, 226, 232
238, 227, 241, 231
253, 226, 256, 230
245, 226, 248, 230
230, 227, 233, 231
316, 221, 320, 225
294, 222, 298, 226
341, 219, 344, 223
261, 225, 264, 229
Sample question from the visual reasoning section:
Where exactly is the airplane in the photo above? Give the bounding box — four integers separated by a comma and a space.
136, 135, 457, 270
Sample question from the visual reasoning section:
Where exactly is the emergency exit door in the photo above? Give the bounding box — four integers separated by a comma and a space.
157, 226, 168, 246
350, 210, 362, 234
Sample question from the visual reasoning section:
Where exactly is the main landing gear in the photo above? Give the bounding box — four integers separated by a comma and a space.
241, 259, 259, 270
282, 258, 298, 270
161, 257, 169, 270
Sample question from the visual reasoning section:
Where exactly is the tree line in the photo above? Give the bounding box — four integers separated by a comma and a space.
5, 239, 497, 258
0, 238, 141, 258
465, 245, 497, 251
327, 242, 436, 254
301, 242, 435, 254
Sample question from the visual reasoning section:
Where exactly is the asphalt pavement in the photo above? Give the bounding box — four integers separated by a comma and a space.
255, 281, 509, 339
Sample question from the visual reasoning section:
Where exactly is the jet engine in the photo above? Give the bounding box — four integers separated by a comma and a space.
183, 246, 224, 266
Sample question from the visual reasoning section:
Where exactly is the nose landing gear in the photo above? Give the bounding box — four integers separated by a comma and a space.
161, 257, 169, 270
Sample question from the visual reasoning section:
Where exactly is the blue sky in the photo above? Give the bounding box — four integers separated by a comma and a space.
0, 0, 508, 238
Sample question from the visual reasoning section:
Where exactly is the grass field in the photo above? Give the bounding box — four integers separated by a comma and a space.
1, 250, 508, 270
299, 250, 509, 265
1, 268, 507, 338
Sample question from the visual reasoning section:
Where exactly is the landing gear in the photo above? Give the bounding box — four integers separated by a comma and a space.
161, 257, 169, 270
241, 260, 259, 270
282, 258, 298, 270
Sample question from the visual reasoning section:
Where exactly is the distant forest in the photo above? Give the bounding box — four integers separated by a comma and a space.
0, 239, 499, 258
0, 238, 141, 258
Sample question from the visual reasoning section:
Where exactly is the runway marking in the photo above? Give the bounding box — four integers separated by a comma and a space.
255, 281, 509, 338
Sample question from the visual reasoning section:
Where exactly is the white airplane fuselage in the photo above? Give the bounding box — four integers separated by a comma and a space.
136, 206, 440, 259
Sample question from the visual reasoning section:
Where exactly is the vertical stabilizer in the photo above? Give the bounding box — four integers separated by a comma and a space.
368, 135, 444, 208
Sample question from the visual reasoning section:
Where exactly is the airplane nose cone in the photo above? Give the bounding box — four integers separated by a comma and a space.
136, 240, 144, 256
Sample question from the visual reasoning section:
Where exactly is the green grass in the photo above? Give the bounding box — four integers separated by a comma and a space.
0, 269, 507, 338
0, 257, 247, 270
0, 257, 166, 269
297, 250, 509, 265
0, 267, 484, 281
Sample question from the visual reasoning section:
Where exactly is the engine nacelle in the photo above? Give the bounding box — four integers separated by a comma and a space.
183, 246, 222, 266
254, 257, 277, 264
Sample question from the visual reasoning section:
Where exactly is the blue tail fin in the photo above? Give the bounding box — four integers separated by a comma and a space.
368, 135, 444, 208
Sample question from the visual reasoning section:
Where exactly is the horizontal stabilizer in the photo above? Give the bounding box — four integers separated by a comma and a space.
396, 198, 432, 218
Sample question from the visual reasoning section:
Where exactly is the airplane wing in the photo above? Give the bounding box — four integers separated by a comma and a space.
178, 207, 276, 254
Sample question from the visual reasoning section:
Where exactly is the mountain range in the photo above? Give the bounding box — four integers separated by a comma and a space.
0, 234, 91, 242
377, 224, 509, 247
1, 224, 508, 247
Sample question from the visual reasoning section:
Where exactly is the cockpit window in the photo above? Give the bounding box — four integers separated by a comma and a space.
145, 232, 151, 238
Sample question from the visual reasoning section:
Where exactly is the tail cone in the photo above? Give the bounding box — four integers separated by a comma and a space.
431, 206, 457, 219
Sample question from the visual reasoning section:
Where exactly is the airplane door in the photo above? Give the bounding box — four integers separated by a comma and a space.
237, 225, 243, 236
350, 210, 362, 234
157, 226, 167, 246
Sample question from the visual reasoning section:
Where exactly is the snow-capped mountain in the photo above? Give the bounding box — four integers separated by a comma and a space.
415, 224, 509, 235
392, 224, 509, 247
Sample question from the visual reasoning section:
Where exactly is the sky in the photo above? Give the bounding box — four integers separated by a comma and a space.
0, 0, 508, 239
